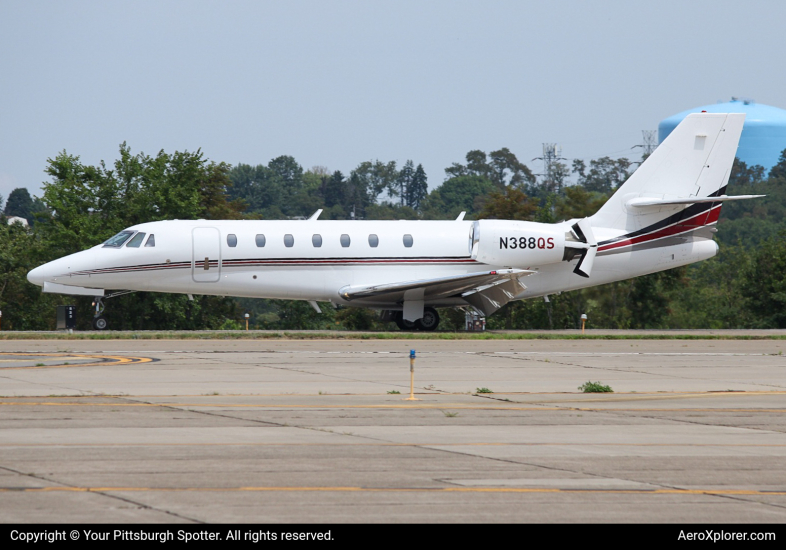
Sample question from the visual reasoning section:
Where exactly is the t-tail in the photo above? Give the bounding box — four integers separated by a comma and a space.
571, 113, 761, 277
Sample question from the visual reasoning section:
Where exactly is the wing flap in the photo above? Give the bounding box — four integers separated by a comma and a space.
462, 277, 527, 316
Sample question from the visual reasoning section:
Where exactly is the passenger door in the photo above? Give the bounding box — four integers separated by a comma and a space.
192, 227, 221, 283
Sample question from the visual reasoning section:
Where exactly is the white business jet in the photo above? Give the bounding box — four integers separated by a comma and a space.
28, 113, 761, 330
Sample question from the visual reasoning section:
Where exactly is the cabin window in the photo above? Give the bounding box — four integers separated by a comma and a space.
340, 234, 351, 247
368, 234, 379, 247
403, 234, 413, 247
126, 232, 146, 248
284, 234, 294, 247
145, 234, 155, 247
255, 234, 266, 247
312, 234, 322, 247
102, 230, 134, 248
227, 234, 237, 247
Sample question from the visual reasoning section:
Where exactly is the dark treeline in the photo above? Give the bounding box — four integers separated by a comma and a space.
2, 144, 786, 331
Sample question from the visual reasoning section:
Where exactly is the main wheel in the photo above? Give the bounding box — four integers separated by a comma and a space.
415, 307, 440, 331
93, 316, 108, 330
394, 311, 417, 331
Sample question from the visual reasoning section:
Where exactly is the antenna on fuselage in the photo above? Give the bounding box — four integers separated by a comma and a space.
308, 209, 323, 221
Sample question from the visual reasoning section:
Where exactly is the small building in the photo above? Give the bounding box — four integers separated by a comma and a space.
659, 98, 786, 173
6, 216, 28, 227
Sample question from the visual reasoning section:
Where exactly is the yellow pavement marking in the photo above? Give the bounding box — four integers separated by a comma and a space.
0, 352, 153, 369
2, 486, 785, 496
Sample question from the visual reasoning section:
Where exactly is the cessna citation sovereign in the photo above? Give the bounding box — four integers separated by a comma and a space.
28, 113, 761, 330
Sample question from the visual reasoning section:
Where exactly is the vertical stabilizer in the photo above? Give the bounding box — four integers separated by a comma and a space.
591, 113, 745, 231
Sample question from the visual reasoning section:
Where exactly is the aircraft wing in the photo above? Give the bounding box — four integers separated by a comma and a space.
338, 268, 533, 316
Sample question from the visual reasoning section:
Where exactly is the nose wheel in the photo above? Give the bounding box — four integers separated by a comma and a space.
92, 315, 108, 330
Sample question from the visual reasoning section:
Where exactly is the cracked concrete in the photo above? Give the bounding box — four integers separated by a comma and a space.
1, 338, 785, 523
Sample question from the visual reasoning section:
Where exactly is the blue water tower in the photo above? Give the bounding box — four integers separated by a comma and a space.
659, 98, 786, 173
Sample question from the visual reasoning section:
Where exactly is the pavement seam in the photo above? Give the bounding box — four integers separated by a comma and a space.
0, 465, 201, 523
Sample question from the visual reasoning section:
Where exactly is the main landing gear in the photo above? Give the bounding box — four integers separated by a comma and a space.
394, 307, 440, 332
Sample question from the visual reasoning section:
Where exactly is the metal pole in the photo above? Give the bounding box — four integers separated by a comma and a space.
405, 349, 420, 401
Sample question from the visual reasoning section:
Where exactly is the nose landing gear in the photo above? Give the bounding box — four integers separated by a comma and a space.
91, 291, 135, 330
92, 297, 107, 330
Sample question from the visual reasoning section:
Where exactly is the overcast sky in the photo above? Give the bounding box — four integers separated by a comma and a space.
2, 0, 785, 203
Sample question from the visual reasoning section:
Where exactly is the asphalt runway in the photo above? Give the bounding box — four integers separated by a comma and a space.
1, 338, 785, 523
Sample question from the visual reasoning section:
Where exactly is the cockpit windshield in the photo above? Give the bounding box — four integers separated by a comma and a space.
126, 232, 146, 248
103, 230, 135, 248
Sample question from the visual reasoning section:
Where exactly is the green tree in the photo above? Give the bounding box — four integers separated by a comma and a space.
397, 160, 415, 206
572, 157, 631, 193
488, 148, 535, 189
323, 170, 346, 210
741, 231, 786, 328
666, 246, 753, 329
555, 186, 609, 220
228, 163, 278, 213
478, 187, 538, 220
0, 221, 62, 330
625, 269, 686, 328
407, 164, 428, 209
4, 188, 34, 221
730, 158, 766, 188
446, 150, 489, 180
768, 148, 786, 181
265, 300, 335, 330
352, 160, 399, 203
422, 175, 496, 219
446, 148, 534, 190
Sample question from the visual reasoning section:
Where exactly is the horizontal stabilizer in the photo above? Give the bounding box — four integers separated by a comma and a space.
627, 194, 765, 208
339, 269, 532, 305
43, 281, 105, 296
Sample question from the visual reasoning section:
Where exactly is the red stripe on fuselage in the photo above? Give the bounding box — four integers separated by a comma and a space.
599, 204, 721, 252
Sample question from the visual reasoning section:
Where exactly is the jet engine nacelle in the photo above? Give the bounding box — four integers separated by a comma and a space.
470, 220, 567, 268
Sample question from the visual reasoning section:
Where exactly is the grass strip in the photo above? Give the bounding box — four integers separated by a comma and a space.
1, 331, 785, 340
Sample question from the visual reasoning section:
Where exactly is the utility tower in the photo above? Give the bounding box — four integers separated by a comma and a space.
534, 143, 565, 193
632, 130, 658, 165
641, 130, 658, 156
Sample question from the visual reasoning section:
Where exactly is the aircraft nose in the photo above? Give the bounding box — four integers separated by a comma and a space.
27, 264, 47, 287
